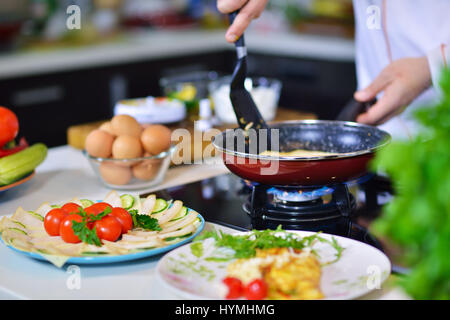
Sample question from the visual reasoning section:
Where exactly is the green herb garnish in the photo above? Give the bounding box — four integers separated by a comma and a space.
190, 241, 203, 258
195, 225, 343, 261
371, 68, 450, 300
69, 206, 113, 247
87, 206, 112, 221
72, 220, 102, 247
129, 209, 162, 231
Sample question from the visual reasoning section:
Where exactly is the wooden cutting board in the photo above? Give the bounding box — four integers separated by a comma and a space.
67, 108, 317, 163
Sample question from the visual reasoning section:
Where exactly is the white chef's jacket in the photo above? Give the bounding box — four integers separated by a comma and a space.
353, 0, 450, 140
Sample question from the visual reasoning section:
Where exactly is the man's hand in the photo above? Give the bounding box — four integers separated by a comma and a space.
217, 0, 268, 42
354, 56, 432, 125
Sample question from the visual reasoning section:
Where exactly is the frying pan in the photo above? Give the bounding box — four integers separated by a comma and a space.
212, 119, 391, 186
214, 14, 390, 187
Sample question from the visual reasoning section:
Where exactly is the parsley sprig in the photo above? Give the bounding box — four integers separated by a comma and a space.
195, 225, 344, 262
72, 220, 102, 247
129, 209, 162, 231
69, 206, 112, 247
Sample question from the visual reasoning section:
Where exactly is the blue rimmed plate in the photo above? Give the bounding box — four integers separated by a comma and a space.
0, 210, 204, 265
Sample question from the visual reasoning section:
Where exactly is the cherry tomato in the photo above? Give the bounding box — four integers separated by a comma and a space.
244, 279, 268, 300
0, 107, 19, 148
59, 214, 83, 243
61, 202, 82, 215
85, 202, 112, 216
109, 207, 133, 234
223, 277, 244, 299
93, 216, 122, 242
44, 208, 67, 236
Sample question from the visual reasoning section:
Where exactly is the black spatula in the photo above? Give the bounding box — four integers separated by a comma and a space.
228, 11, 269, 132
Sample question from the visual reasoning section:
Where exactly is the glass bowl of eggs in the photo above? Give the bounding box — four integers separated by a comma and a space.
84, 114, 175, 190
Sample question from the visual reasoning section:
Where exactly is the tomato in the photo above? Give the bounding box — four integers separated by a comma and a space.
223, 277, 244, 299
109, 207, 133, 234
93, 216, 122, 242
0, 137, 28, 158
59, 214, 83, 243
244, 279, 268, 300
0, 107, 19, 148
85, 202, 112, 216
44, 208, 68, 236
61, 202, 82, 215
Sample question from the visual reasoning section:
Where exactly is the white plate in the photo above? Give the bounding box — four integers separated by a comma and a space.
156, 230, 391, 300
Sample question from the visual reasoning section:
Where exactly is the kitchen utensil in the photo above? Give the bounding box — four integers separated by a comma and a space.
336, 98, 377, 122
84, 145, 176, 190
213, 120, 391, 186
228, 11, 268, 131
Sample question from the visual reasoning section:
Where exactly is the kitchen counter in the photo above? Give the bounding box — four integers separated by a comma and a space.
0, 146, 408, 300
0, 30, 355, 80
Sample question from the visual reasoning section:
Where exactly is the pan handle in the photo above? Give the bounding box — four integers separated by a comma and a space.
335, 98, 377, 122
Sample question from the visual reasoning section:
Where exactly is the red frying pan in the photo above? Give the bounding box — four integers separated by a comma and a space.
212, 120, 391, 186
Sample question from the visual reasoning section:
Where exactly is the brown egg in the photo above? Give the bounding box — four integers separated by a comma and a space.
132, 158, 162, 181
111, 114, 142, 138
140, 125, 172, 155
99, 162, 132, 185
112, 135, 143, 159
99, 122, 115, 136
85, 129, 114, 158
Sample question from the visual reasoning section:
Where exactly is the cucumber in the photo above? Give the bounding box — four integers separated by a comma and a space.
27, 211, 44, 221
80, 199, 94, 208
164, 232, 193, 242
169, 206, 189, 222
0, 143, 47, 186
12, 221, 26, 229
152, 199, 168, 214
82, 251, 109, 256
8, 227, 27, 236
120, 194, 135, 210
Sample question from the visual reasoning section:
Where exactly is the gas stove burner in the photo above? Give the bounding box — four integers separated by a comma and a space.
244, 183, 356, 228
148, 173, 389, 252
344, 173, 375, 187
268, 186, 335, 203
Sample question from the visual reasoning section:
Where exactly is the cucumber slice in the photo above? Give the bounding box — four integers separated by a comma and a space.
80, 199, 94, 208
169, 206, 189, 222
81, 251, 109, 256
8, 227, 27, 236
152, 199, 168, 214
120, 194, 135, 210
27, 211, 44, 221
164, 232, 193, 242
12, 221, 26, 229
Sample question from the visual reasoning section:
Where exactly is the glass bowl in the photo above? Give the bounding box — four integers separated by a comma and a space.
209, 76, 282, 124
160, 71, 220, 115
83, 145, 176, 190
